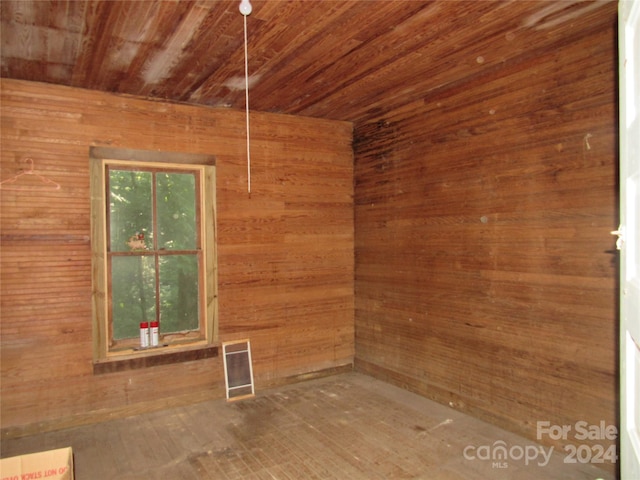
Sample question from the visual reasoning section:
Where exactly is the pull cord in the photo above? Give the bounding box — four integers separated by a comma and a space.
241, 3, 251, 194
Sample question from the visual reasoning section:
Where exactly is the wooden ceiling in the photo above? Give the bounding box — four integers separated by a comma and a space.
0, 0, 615, 125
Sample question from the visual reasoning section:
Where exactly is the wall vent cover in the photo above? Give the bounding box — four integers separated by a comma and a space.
222, 339, 255, 401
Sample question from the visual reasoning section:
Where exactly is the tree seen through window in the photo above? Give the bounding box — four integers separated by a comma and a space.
108, 167, 201, 343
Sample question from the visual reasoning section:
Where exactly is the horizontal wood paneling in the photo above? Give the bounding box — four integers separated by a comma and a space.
0, 79, 354, 433
353, 4, 618, 470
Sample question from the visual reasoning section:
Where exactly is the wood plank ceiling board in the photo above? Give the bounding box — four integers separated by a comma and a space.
0, 0, 617, 124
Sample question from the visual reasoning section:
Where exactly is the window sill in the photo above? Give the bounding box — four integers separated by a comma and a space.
93, 344, 218, 375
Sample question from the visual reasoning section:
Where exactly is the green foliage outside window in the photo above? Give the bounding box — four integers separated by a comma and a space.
108, 168, 200, 341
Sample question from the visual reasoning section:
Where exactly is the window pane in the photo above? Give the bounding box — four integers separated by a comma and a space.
109, 169, 153, 252
111, 256, 157, 340
159, 254, 199, 333
156, 172, 197, 250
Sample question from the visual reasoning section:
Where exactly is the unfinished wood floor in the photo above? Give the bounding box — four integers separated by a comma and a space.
1, 372, 615, 480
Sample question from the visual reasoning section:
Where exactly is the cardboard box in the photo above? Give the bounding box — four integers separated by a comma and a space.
0, 447, 73, 480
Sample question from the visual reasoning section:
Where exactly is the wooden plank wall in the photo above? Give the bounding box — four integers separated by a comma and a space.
353, 3, 619, 466
0, 79, 354, 434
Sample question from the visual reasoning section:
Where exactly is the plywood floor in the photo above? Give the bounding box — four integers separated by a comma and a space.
1, 372, 615, 480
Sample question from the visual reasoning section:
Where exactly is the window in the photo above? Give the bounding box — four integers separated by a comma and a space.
90, 149, 217, 363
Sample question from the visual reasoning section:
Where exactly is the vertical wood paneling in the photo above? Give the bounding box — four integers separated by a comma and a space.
0, 79, 354, 433
353, 6, 618, 468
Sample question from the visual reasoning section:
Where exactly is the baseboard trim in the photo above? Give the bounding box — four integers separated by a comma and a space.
1, 387, 224, 440
355, 358, 531, 445
1, 363, 354, 440
259, 363, 354, 390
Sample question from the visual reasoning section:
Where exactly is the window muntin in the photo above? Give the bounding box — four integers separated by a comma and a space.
106, 164, 205, 351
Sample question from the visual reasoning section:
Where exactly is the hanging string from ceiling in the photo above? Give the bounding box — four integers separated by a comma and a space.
240, 0, 252, 194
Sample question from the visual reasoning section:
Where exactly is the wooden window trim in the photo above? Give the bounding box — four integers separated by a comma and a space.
93, 344, 219, 375
90, 148, 218, 368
